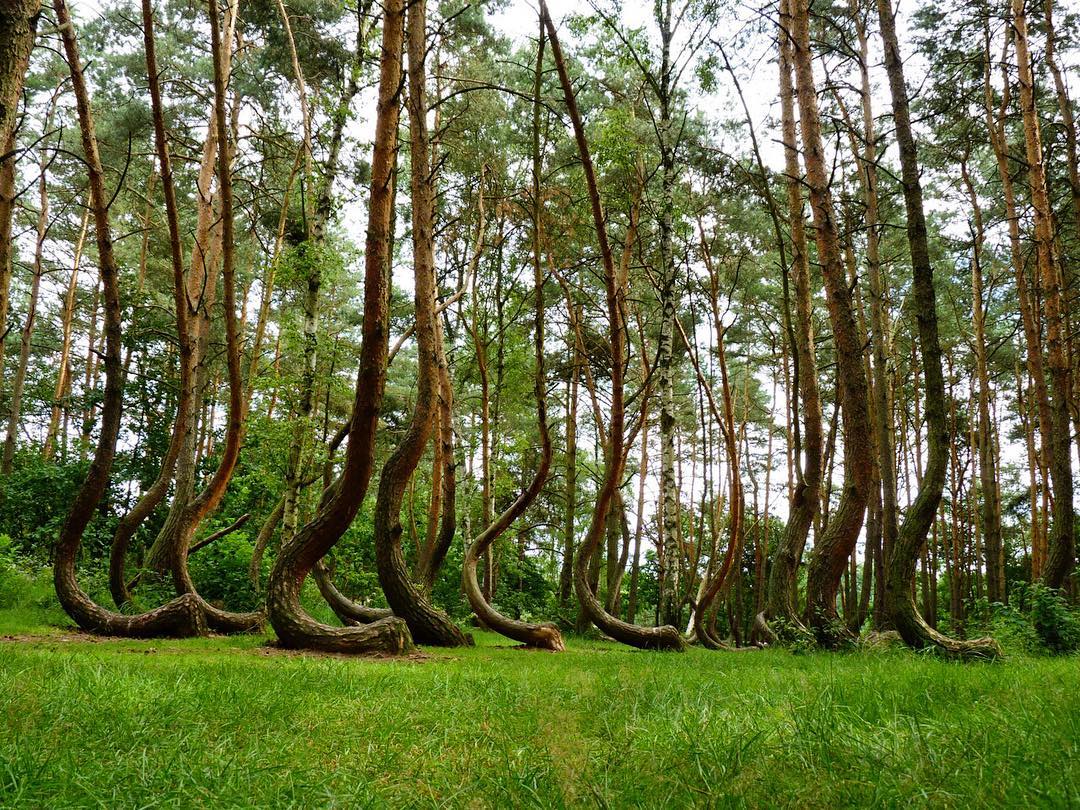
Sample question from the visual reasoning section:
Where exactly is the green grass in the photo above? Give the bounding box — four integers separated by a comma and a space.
1, 607, 1078, 808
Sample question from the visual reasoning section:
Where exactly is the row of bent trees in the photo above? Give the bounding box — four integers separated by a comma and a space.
4, 0, 1042, 659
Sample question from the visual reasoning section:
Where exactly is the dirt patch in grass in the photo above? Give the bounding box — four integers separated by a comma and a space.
0, 631, 433, 663
1, 631, 101, 644
256, 641, 433, 663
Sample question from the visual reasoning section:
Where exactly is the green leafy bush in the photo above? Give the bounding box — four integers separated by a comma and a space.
187, 532, 264, 611
1021, 583, 1080, 653
967, 585, 1080, 655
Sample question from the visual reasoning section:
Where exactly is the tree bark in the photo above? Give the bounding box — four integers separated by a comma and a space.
461, 28, 563, 650
266, 0, 413, 654
849, 0, 897, 629
960, 155, 1003, 603
559, 335, 579, 606
790, 0, 871, 645
1012, 0, 1074, 590
1, 87, 53, 474
50, 0, 208, 637
370, 0, 470, 647
876, 0, 1000, 658
42, 208, 89, 462
107, 0, 196, 609
761, 0, 822, 638
0, 1, 41, 408
543, 0, 685, 651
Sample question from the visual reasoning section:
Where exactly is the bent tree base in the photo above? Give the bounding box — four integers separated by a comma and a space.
269, 575, 413, 654
49, 0, 208, 642
314, 562, 394, 625
889, 593, 1000, 661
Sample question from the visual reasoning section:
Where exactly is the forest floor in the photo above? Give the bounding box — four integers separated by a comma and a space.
1, 606, 1078, 808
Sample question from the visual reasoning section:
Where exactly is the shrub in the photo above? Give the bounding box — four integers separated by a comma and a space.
1022, 583, 1080, 653
966, 584, 1080, 655
187, 532, 264, 611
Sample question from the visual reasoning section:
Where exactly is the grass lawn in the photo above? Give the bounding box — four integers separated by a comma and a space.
1, 608, 1077, 808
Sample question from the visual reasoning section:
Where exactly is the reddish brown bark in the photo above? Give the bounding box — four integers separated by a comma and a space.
50, 0, 207, 637
790, 0, 872, 644
543, 0, 684, 651
371, 0, 469, 647
266, 0, 413, 654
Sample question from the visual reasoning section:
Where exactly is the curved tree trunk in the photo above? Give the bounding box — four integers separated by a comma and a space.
0, 0, 42, 410
371, 0, 469, 647
542, 0, 684, 651
761, 0, 821, 637
313, 562, 394, 624
461, 27, 563, 651
266, 0, 413, 654
689, 236, 745, 650
790, 0, 872, 645
876, 0, 1000, 659
416, 174, 486, 597
1011, 0, 1074, 591
141, 0, 237, 579
50, 0, 208, 637
414, 322, 457, 595
156, 0, 263, 634
108, 0, 197, 609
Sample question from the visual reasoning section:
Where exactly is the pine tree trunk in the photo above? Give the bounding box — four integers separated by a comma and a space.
560, 351, 578, 606
266, 0, 413, 654
762, 0, 822, 637
2, 90, 55, 474
371, 0, 470, 647
543, 0, 684, 650
50, 0, 209, 637
0, 2, 41, 409
790, 0, 872, 644
43, 209, 90, 462
876, 0, 999, 657
1012, 0, 1075, 590
960, 157, 1003, 603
